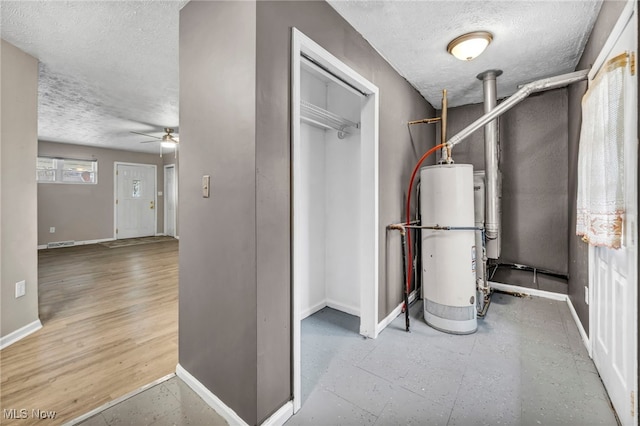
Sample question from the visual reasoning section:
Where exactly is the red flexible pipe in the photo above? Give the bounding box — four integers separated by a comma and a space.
404, 143, 446, 311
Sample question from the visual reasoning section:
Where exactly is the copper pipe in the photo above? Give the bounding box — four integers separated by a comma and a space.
440, 89, 453, 162
387, 223, 406, 234
441, 89, 448, 145
387, 221, 410, 331
408, 117, 441, 125
388, 220, 419, 232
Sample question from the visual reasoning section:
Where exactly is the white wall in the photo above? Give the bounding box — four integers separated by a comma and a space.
1, 40, 39, 338
299, 123, 327, 316
324, 83, 361, 313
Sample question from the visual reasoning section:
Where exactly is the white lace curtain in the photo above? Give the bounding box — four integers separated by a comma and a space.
576, 52, 629, 249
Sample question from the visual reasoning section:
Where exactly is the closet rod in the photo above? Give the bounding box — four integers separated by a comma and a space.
301, 116, 346, 133
301, 53, 369, 97
301, 100, 359, 133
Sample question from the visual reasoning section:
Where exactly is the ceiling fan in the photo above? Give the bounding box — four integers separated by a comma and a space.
131, 128, 179, 157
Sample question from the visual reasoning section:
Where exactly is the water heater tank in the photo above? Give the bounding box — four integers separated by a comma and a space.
420, 164, 477, 334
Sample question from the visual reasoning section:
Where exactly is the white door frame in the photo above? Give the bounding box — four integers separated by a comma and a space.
587, 1, 638, 424
114, 162, 157, 239
164, 164, 177, 237
291, 27, 379, 413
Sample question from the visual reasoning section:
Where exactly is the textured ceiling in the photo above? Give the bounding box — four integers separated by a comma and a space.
1, 0, 187, 154
1, 1, 602, 153
328, 0, 602, 108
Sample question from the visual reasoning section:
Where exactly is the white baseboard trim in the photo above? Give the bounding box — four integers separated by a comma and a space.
567, 296, 590, 354
260, 401, 293, 426
176, 364, 249, 426
0, 319, 42, 350
376, 290, 417, 335
489, 281, 592, 355
326, 299, 360, 317
302, 299, 361, 319
38, 238, 115, 250
301, 301, 326, 320
155, 233, 165, 236
488, 281, 568, 302
63, 373, 175, 426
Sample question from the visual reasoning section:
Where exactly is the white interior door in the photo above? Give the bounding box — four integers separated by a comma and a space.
116, 163, 157, 239
590, 3, 637, 425
164, 165, 177, 237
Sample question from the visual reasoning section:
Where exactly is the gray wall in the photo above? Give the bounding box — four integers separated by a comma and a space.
179, 1, 435, 424
443, 89, 569, 293
179, 1, 258, 424
568, 0, 627, 333
38, 141, 165, 245
255, 2, 435, 421
1, 40, 39, 338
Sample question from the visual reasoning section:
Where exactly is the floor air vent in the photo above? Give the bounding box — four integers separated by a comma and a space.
47, 241, 75, 248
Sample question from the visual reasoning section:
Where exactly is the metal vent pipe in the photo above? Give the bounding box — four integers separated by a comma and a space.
478, 70, 502, 258
445, 68, 589, 257
447, 69, 588, 148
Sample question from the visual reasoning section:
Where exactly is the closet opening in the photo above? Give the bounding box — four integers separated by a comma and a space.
291, 28, 379, 412
298, 56, 363, 320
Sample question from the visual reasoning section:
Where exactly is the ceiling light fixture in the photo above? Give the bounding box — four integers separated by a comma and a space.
447, 31, 493, 61
161, 141, 177, 149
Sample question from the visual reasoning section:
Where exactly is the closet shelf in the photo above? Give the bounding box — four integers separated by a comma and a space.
301, 100, 359, 139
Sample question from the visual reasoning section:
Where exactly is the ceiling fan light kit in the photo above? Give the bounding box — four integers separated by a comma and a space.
131, 128, 178, 143
161, 128, 178, 142
130, 127, 179, 157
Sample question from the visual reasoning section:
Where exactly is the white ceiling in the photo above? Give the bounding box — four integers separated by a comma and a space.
327, 0, 603, 109
1, 0, 187, 154
1, 1, 602, 153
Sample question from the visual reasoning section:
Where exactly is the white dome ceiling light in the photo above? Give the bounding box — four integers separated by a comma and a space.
447, 31, 493, 61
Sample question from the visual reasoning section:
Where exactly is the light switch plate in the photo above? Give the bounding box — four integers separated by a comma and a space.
49, 227, 55, 233
202, 175, 210, 198
15, 280, 25, 298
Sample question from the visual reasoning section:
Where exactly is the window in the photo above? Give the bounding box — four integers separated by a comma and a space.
37, 157, 97, 184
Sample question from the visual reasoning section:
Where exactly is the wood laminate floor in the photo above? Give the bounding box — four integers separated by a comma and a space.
0, 239, 179, 425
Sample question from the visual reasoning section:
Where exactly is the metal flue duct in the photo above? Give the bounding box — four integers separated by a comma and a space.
478, 70, 502, 259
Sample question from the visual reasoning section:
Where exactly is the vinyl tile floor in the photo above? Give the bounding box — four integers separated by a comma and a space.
74, 376, 227, 426
290, 293, 617, 426
76, 293, 617, 426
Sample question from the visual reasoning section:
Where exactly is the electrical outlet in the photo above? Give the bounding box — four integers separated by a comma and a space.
49, 227, 55, 233
15, 280, 25, 298
584, 286, 589, 305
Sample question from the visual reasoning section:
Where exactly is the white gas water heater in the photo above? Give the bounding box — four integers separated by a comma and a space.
404, 68, 588, 335
420, 164, 478, 334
